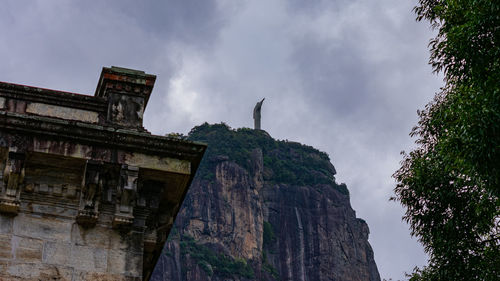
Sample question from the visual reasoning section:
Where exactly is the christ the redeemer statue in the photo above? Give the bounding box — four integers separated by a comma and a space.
253, 98, 265, 130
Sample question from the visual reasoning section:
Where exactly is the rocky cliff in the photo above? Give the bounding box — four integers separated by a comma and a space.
151, 123, 380, 281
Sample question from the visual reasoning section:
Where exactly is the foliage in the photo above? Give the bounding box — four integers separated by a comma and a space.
188, 122, 347, 195
167, 225, 179, 242
262, 221, 279, 279
262, 261, 280, 280
262, 251, 280, 280
165, 132, 187, 140
393, 1, 500, 280
263, 221, 276, 247
180, 235, 254, 278
356, 218, 366, 225
335, 183, 349, 196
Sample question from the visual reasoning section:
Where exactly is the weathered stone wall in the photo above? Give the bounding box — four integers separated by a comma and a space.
0, 214, 143, 281
0, 67, 206, 281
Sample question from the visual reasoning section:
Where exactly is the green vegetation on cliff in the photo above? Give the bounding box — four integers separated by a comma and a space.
180, 235, 254, 278
187, 123, 347, 194
262, 221, 276, 247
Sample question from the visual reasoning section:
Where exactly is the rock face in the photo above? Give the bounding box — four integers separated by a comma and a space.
151, 123, 380, 281
261, 184, 379, 281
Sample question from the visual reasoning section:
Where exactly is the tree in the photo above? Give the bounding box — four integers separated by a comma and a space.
392, 1, 500, 280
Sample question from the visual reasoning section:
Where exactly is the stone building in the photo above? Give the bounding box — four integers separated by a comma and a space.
0, 67, 206, 280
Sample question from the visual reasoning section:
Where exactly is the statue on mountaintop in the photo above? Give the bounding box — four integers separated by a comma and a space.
253, 98, 265, 130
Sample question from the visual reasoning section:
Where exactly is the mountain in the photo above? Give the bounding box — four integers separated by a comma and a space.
151, 123, 380, 281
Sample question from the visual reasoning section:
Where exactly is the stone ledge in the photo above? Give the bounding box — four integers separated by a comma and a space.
0, 82, 107, 114
0, 112, 206, 163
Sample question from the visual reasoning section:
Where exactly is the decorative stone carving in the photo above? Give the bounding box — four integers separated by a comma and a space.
76, 160, 102, 226
113, 165, 138, 228
0, 151, 25, 214
108, 93, 145, 128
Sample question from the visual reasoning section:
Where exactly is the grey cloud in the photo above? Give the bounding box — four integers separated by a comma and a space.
111, 0, 224, 48
284, 0, 441, 151
285, 0, 350, 16
290, 36, 372, 118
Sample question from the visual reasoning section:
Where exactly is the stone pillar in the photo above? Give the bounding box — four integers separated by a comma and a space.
113, 165, 138, 228
76, 160, 102, 227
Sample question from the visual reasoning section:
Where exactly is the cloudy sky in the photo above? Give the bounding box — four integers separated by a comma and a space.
1, 0, 443, 279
